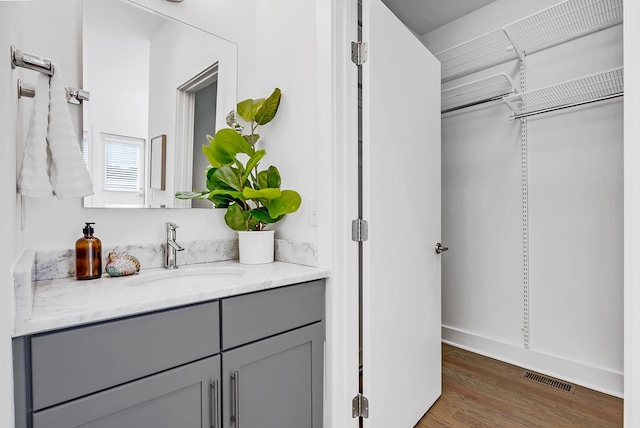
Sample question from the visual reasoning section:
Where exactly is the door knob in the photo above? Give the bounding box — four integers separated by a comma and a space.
435, 243, 449, 254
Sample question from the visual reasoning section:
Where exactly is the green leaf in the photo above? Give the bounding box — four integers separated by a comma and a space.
250, 207, 284, 224
237, 97, 265, 122
242, 150, 266, 184
243, 187, 281, 201
175, 191, 208, 200
208, 193, 233, 208
213, 166, 242, 191
255, 88, 281, 125
225, 203, 250, 231
220, 128, 255, 155
257, 166, 281, 189
205, 167, 228, 191
248, 216, 261, 231
256, 171, 267, 189
266, 190, 302, 218
203, 129, 254, 167
208, 189, 245, 200
202, 141, 224, 168
243, 134, 260, 146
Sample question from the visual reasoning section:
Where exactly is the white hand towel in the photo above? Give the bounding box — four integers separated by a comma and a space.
47, 63, 94, 199
17, 72, 54, 198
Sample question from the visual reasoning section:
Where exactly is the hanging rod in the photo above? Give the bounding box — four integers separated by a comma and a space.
442, 95, 508, 115
10, 44, 54, 76
504, 66, 623, 119
17, 79, 90, 104
509, 93, 623, 120
442, 73, 519, 114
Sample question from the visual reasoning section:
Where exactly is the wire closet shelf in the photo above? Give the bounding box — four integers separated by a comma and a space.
435, 0, 623, 82
441, 73, 519, 114
503, 66, 623, 119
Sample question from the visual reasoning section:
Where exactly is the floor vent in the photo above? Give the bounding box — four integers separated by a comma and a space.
522, 370, 575, 393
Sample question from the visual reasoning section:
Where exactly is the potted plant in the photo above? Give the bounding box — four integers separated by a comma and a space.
176, 88, 301, 264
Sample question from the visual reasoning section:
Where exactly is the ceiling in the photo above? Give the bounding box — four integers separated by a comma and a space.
381, 0, 500, 36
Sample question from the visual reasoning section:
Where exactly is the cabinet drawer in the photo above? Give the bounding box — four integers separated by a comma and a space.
33, 355, 220, 428
31, 301, 220, 411
221, 280, 324, 350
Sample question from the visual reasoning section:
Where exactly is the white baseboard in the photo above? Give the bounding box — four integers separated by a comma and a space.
442, 325, 623, 398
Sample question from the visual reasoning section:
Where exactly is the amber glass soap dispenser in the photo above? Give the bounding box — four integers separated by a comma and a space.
76, 222, 102, 280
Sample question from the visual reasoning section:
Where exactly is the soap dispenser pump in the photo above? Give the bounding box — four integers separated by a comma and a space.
76, 222, 102, 280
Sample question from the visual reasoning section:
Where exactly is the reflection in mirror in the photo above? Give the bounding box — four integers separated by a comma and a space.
82, 0, 237, 208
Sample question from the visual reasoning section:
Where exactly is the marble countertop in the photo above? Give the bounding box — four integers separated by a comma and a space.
13, 260, 330, 337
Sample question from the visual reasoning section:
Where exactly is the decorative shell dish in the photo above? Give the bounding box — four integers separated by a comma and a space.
105, 252, 141, 277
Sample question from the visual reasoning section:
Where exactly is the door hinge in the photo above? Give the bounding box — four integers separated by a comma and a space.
351, 41, 368, 66
352, 219, 369, 242
352, 393, 369, 418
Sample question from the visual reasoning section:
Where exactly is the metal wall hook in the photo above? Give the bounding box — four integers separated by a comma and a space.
65, 87, 90, 104
17, 79, 90, 104
17, 79, 35, 99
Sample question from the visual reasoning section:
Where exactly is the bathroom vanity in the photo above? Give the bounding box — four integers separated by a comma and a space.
12, 261, 328, 428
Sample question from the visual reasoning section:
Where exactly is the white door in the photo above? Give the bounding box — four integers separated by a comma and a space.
361, 0, 442, 426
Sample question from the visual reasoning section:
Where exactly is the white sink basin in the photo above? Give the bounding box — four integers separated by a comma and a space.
124, 266, 247, 287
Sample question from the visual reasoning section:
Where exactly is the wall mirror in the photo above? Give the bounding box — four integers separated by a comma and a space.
82, 0, 237, 208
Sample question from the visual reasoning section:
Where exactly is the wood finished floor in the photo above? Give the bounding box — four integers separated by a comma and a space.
415, 344, 623, 427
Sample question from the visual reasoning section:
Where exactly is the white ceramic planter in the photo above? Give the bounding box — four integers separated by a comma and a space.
237, 230, 275, 264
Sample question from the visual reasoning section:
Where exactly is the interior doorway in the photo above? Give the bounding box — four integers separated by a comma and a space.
191, 81, 218, 208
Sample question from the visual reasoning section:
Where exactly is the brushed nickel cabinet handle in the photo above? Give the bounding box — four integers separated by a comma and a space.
210, 379, 219, 428
231, 371, 240, 427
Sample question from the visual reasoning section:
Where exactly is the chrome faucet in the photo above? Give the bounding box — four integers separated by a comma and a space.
165, 222, 185, 268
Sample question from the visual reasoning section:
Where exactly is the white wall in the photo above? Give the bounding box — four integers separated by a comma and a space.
624, 0, 640, 424
3, 1, 331, 426
441, 102, 524, 346
1, 3, 23, 426
252, 0, 321, 243
425, 0, 624, 396
13, 0, 318, 248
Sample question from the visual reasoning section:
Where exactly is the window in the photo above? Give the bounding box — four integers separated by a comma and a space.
101, 134, 145, 192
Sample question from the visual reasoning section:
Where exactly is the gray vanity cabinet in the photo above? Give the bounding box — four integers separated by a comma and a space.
220, 280, 325, 428
17, 300, 222, 428
13, 279, 325, 428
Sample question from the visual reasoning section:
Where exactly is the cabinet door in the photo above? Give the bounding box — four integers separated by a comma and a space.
222, 322, 324, 428
33, 355, 221, 428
